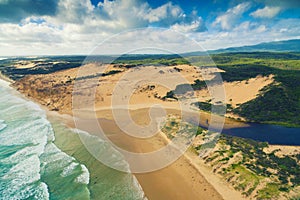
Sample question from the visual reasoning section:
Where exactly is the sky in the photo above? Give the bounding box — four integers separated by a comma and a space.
0, 0, 300, 56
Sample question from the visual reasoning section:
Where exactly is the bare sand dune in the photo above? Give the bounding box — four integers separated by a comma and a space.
224, 75, 274, 107
12, 63, 276, 200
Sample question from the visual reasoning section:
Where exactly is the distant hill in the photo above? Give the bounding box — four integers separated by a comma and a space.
183, 39, 300, 56
210, 39, 300, 54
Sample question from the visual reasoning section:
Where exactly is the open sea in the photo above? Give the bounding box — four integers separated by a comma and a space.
0, 79, 146, 200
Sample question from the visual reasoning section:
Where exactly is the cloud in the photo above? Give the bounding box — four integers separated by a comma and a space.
86, 28, 207, 55
48, 0, 202, 33
170, 10, 206, 33
0, 0, 58, 23
193, 18, 300, 51
250, 6, 281, 18
0, 0, 208, 55
171, 17, 206, 33
0, 0, 299, 56
143, 2, 182, 24
213, 2, 251, 30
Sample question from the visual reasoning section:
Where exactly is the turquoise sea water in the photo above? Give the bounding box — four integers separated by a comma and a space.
0, 79, 146, 200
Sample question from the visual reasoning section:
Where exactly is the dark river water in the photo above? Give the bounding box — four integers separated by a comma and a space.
222, 123, 300, 145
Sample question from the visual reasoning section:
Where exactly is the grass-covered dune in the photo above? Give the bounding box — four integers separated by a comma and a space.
167, 52, 300, 127
1, 52, 299, 126
213, 53, 300, 126
162, 117, 300, 200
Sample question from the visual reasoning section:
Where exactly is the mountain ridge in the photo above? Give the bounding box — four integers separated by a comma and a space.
209, 39, 300, 54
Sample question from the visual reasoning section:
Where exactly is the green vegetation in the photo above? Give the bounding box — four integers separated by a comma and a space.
221, 63, 300, 126
165, 52, 300, 126
116, 52, 300, 126
112, 54, 189, 66
198, 134, 300, 199
0, 56, 85, 80
1, 52, 299, 126
76, 70, 122, 81
161, 116, 202, 140
162, 90, 177, 100
192, 101, 232, 113
257, 183, 281, 199
163, 117, 300, 199
233, 83, 300, 126
204, 55, 300, 126
162, 79, 208, 100
217, 64, 273, 82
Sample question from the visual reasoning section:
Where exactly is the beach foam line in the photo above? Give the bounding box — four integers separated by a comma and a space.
75, 164, 90, 185
0, 78, 91, 199
71, 128, 148, 199
0, 120, 7, 131
71, 128, 131, 171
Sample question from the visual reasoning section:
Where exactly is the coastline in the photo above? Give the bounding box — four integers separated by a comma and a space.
0, 72, 13, 83
2, 75, 225, 199
47, 116, 147, 200
0, 75, 221, 199
0, 77, 147, 199
66, 109, 225, 200
3, 74, 300, 199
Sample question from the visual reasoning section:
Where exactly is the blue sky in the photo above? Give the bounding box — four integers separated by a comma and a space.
0, 0, 299, 55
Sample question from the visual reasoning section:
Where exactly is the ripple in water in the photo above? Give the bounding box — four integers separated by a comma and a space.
0, 80, 90, 200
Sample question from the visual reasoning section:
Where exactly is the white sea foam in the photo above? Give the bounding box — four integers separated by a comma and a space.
72, 128, 131, 171
3, 155, 41, 183
40, 143, 75, 177
1, 155, 44, 199
0, 120, 7, 131
34, 182, 49, 200
75, 164, 90, 185
0, 103, 24, 114
133, 176, 148, 200
0, 85, 51, 199
60, 162, 79, 177
1, 144, 46, 165
0, 182, 49, 200
71, 128, 147, 199
0, 124, 48, 146
0, 79, 91, 199
0, 79, 10, 87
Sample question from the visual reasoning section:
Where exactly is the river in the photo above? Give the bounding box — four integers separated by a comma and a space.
222, 123, 300, 145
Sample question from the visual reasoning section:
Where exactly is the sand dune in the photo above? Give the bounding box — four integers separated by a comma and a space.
12, 63, 276, 200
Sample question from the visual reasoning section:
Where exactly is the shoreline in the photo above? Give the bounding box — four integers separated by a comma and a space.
14, 87, 225, 199
2, 75, 299, 199
2, 76, 223, 199
36, 109, 300, 199
47, 115, 147, 200
71, 117, 225, 200
0, 77, 147, 199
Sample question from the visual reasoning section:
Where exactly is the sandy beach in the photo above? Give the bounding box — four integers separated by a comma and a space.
8, 63, 281, 199
10, 63, 265, 199
61, 111, 225, 200
1, 1, 300, 198
59, 104, 252, 200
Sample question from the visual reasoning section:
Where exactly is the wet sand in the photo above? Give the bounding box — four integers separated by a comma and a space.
67, 108, 225, 200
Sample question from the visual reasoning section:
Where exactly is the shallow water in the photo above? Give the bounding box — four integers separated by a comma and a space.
50, 120, 147, 200
0, 79, 146, 200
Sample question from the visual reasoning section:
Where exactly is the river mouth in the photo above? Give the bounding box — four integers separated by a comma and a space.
221, 123, 300, 146
74, 107, 300, 146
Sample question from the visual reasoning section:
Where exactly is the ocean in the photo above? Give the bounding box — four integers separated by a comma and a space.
0, 79, 146, 200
